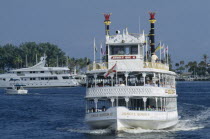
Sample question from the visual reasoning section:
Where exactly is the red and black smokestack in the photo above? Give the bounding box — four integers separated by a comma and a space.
149, 12, 157, 55
103, 13, 112, 36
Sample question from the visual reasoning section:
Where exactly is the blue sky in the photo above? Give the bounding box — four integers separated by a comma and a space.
0, 0, 210, 65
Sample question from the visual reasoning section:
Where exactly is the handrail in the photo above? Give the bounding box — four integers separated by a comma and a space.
144, 62, 169, 71
87, 61, 169, 71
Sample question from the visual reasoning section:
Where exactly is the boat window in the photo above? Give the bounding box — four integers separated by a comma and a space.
30, 71, 36, 73
41, 71, 45, 73
54, 77, 58, 80
45, 77, 49, 80
110, 45, 138, 55
41, 77, 44, 80
0, 78, 6, 81
30, 78, 36, 80
62, 76, 69, 79
49, 77, 53, 80
86, 99, 111, 113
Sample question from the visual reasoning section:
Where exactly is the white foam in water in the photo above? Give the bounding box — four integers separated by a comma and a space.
122, 104, 210, 134
56, 127, 112, 135
122, 128, 170, 134
57, 104, 210, 135
67, 128, 112, 134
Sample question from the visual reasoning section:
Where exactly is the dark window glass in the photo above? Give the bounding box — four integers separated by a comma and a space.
49, 77, 53, 80
131, 46, 138, 54
62, 76, 69, 79
110, 45, 138, 55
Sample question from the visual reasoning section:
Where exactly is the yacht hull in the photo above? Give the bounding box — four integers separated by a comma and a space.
5, 89, 28, 94
85, 107, 178, 131
0, 80, 79, 88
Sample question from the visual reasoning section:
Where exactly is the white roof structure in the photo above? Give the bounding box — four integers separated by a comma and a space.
106, 28, 145, 44
11, 56, 69, 72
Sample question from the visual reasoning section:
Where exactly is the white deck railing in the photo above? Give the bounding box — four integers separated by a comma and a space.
87, 61, 169, 71
86, 86, 176, 98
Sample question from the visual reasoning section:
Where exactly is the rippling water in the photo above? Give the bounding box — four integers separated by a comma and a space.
0, 82, 210, 139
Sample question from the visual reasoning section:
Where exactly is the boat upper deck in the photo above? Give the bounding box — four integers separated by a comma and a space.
87, 61, 169, 72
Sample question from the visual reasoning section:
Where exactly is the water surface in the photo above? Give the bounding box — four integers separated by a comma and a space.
0, 82, 210, 139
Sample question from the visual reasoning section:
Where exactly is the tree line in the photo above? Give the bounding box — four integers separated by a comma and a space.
174, 54, 210, 76
0, 42, 89, 73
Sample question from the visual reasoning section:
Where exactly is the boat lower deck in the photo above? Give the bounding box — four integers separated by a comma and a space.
85, 107, 178, 131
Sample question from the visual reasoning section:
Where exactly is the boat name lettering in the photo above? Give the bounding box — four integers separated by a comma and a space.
165, 89, 175, 94
90, 112, 113, 117
121, 112, 149, 116
111, 56, 136, 60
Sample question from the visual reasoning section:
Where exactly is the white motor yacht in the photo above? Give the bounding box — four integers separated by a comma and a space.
0, 56, 79, 88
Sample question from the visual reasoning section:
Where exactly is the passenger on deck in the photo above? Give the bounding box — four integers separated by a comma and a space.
147, 105, 152, 111
119, 81, 125, 86
102, 106, 106, 111
156, 80, 160, 87
151, 53, 158, 63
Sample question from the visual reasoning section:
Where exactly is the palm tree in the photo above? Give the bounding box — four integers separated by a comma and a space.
14, 56, 22, 68
175, 63, 179, 72
202, 54, 208, 66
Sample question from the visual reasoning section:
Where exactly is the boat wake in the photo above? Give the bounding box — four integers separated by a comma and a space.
57, 103, 210, 135
57, 127, 112, 135
122, 103, 210, 134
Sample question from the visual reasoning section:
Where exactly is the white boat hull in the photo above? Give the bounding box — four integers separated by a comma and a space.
0, 80, 79, 88
5, 89, 28, 94
85, 107, 178, 131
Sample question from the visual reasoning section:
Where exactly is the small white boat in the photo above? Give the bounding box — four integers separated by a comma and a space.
5, 84, 28, 94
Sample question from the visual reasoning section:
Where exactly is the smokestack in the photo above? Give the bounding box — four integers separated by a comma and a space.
103, 13, 112, 36
149, 12, 156, 55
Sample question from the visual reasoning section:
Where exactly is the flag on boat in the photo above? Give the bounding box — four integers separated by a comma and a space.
104, 63, 117, 78
155, 43, 163, 52
94, 38, 97, 52
162, 45, 168, 54
100, 43, 103, 55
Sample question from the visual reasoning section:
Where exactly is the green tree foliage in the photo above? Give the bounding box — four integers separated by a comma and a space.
0, 42, 90, 73
174, 54, 210, 76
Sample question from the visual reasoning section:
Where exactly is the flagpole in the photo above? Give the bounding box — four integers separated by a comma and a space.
93, 38, 96, 64
36, 54, 37, 64
143, 39, 144, 60
115, 63, 117, 85
139, 16, 141, 33
146, 37, 147, 62
163, 44, 165, 61
100, 43, 102, 63
160, 41, 161, 62
167, 45, 169, 65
